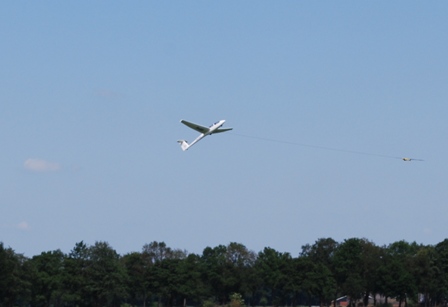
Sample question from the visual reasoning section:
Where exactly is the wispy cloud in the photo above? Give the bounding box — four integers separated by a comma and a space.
17, 221, 31, 231
24, 158, 61, 172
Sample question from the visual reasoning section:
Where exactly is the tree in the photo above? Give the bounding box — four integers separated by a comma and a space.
175, 253, 204, 307
122, 252, 152, 307
200, 245, 231, 304
377, 241, 419, 307
28, 250, 66, 307
292, 256, 336, 307
434, 239, 448, 306
300, 238, 338, 269
359, 240, 382, 307
141, 242, 188, 307
255, 247, 292, 307
333, 238, 367, 307
0, 243, 28, 307
62, 241, 91, 306
229, 293, 245, 307
4, 237, 448, 307
413, 245, 438, 307
152, 258, 181, 307
300, 238, 338, 307
225, 242, 257, 303
86, 241, 128, 307
142, 241, 187, 263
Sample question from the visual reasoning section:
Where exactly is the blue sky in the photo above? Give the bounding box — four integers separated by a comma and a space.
1, 2, 447, 257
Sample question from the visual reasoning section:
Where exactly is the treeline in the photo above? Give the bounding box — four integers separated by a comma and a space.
1, 238, 448, 307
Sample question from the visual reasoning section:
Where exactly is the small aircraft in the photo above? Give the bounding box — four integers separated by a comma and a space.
402, 157, 424, 162
177, 119, 232, 151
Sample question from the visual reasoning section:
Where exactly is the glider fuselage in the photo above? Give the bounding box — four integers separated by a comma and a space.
207, 120, 226, 135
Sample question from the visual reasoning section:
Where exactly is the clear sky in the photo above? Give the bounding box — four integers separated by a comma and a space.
1, 2, 447, 257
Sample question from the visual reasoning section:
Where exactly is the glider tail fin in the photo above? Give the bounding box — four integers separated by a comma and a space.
177, 140, 189, 151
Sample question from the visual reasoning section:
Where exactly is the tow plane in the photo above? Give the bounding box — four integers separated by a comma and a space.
177, 119, 232, 151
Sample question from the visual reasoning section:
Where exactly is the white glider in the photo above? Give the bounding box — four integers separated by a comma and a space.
177, 119, 232, 151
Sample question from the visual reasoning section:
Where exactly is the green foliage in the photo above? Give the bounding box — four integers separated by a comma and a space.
28, 249, 66, 306
229, 292, 245, 307
87, 241, 128, 306
255, 247, 292, 307
299, 238, 339, 306
202, 298, 216, 307
3, 238, 448, 307
122, 251, 152, 306
259, 296, 268, 307
200, 244, 240, 303
0, 243, 29, 306
376, 240, 419, 307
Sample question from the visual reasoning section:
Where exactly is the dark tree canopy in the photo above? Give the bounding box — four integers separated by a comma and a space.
1, 238, 448, 307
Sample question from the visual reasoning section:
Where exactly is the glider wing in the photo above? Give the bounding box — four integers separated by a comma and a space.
180, 120, 209, 134
213, 127, 233, 133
